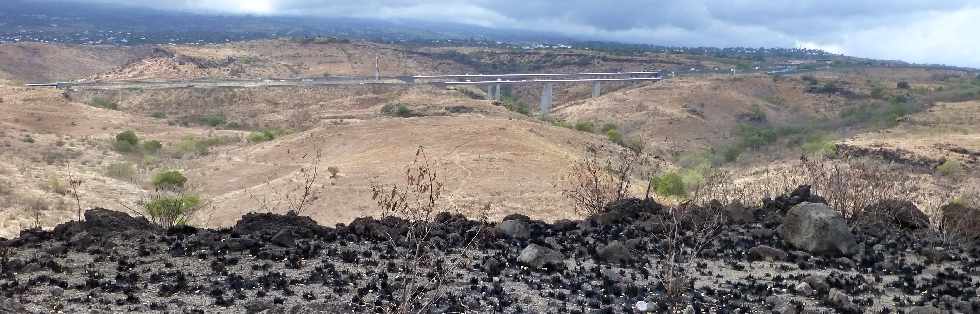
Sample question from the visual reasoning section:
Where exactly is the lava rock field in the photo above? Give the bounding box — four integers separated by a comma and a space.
1, 186, 978, 313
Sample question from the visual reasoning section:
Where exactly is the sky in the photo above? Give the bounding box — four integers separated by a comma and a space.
56, 0, 980, 68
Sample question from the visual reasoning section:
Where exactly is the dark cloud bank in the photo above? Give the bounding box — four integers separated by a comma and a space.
47, 0, 980, 67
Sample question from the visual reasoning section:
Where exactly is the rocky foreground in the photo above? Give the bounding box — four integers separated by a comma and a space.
1, 187, 978, 313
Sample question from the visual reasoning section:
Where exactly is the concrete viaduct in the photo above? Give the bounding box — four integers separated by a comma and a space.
27, 71, 662, 115
413, 72, 662, 114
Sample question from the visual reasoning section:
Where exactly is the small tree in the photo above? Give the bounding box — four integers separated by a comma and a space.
561, 146, 649, 217
65, 162, 84, 221
152, 170, 188, 190
27, 197, 49, 230
651, 202, 726, 310
123, 169, 206, 229
369, 146, 488, 313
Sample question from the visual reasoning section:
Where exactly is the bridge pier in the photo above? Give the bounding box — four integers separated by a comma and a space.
494, 83, 502, 101
592, 81, 601, 98
540, 83, 553, 116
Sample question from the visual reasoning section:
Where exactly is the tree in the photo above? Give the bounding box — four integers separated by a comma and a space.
152, 170, 187, 190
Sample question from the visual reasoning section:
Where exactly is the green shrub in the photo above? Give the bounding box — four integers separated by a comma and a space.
152, 170, 187, 190
198, 114, 227, 127
113, 130, 140, 153
550, 119, 573, 129
734, 124, 778, 149
116, 130, 139, 146
174, 136, 237, 156
600, 123, 618, 133
937, 159, 963, 177
105, 162, 136, 180
144, 195, 200, 228
88, 97, 118, 110
897, 81, 911, 89
747, 104, 768, 122
870, 86, 886, 99
248, 130, 276, 143
175, 138, 209, 156
652, 172, 687, 197
574, 121, 595, 133
840, 99, 919, 128
150, 112, 167, 119
381, 103, 414, 117
801, 134, 836, 157
606, 129, 624, 145
142, 140, 162, 155
721, 145, 743, 163
503, 101, 530, 115
498, 95, 531, 116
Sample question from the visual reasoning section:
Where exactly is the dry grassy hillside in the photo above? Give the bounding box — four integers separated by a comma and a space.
0, 79, 625, 237
0, 85, 222, 236
844, 100, 980, 169
92, 40, 477, 81
67, 84, 511, 130
190, 115, 612, 228
553, 74, 851, 156
0, 43, 151, 82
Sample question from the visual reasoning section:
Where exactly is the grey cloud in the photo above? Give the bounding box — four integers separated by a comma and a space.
44, 0, 980, 67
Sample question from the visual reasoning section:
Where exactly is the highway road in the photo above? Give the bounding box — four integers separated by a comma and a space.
28, 72, 664, 91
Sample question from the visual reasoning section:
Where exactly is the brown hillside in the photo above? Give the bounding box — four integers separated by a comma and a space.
0, 43, 151, 83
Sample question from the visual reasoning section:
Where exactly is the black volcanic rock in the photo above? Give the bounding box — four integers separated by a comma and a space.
856, 199, 930, 230
497, 219, 531, 240
596, 241, 633, 264
233, 210, 325, 238
3, 190, 977, 313
748, 245, 788, 261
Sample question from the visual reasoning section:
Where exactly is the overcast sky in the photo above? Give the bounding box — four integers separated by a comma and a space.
59, 0, 980, 68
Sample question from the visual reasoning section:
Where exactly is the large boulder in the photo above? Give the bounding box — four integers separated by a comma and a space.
780, 202, 857, 256
518, 244, 564, 270
496, 220, 530, 239
857, 199, 929, 230
0, 297, 27, 313
748, 245, 788, 261
84, 208, 156, 232
596, 241, 633, 264
234, 210, 326, 238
